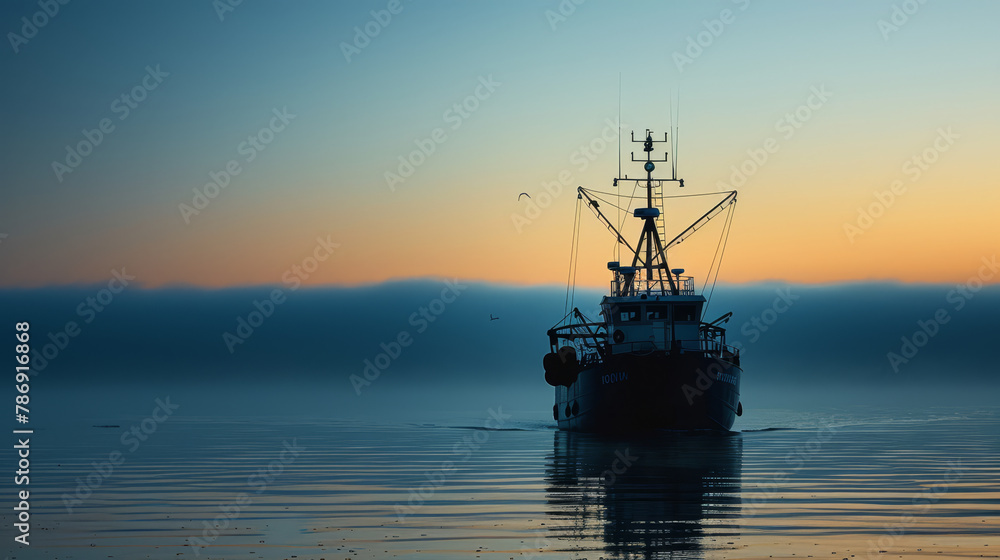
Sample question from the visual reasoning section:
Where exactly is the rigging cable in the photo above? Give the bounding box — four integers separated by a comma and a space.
586, 189, 732, 215
570, 211, 581, 313
584, 188, 733, 200
701, 202, 732, 293
703, 201, 736, 317
563, 194, 583, 321
587, 193, 634, 215
615, 180, 641, 238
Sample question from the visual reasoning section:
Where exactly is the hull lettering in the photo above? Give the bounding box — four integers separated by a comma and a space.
602, 371, 628, 385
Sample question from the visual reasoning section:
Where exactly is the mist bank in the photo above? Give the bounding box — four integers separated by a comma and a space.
2, 279, 997, 398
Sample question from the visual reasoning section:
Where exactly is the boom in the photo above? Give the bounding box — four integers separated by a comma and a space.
577, 187, 639, 260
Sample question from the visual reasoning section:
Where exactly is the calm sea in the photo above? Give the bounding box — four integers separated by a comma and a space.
4, 406, 998, 559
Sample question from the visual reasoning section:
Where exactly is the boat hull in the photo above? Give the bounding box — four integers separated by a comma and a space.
554, 351, 741, 432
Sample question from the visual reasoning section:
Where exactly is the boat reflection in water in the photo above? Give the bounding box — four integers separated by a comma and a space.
545, 431, 742, 558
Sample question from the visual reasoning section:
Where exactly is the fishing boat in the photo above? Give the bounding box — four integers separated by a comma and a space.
543, 128, 743, 432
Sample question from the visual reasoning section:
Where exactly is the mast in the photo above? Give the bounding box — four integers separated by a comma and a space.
614, 129, 682, 296
645, 132, 661, 292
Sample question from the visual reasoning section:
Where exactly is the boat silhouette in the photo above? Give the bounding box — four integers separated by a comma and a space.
544, 128, 743, 432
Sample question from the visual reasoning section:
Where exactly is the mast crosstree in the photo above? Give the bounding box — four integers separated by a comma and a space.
583, 130, 677, 296
576, 129, 737, 299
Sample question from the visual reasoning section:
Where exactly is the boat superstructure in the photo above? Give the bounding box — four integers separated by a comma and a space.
543, 128, 743, 432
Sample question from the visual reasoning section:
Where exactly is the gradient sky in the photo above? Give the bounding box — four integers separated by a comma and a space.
2, 0, 998, 288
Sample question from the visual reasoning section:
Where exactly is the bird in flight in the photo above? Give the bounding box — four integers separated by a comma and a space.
489, 314, 500, 321
517, 192, 530, 200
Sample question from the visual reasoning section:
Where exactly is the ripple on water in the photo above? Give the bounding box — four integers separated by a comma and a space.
7, 410, 998, 559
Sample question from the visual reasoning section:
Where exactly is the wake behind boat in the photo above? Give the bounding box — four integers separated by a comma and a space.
543, 128, 743, 432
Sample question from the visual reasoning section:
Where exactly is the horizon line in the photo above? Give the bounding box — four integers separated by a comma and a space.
0, 275, 995, 292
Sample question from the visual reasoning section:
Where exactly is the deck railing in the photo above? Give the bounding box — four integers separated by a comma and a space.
612, 272, 696, 297
597, 338, 741, 360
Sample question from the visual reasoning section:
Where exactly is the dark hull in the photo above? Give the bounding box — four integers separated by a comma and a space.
554, 351, 741, 432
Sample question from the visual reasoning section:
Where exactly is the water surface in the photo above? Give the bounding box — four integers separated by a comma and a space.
6, 407, 999, 559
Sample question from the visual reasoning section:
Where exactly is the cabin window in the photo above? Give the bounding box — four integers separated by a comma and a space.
646, 306, 666, 320
675, 304, 697, 321
618, 306, 640, 322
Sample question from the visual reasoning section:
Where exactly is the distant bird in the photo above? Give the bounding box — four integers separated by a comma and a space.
490, 314, 500, 321
518, 192, 530, 200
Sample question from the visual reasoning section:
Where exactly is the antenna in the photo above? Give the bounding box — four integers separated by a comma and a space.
617, 73, 622, 181
674, 89, 680, 180
669, 92, 674, 179
616, 72, 621, 262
